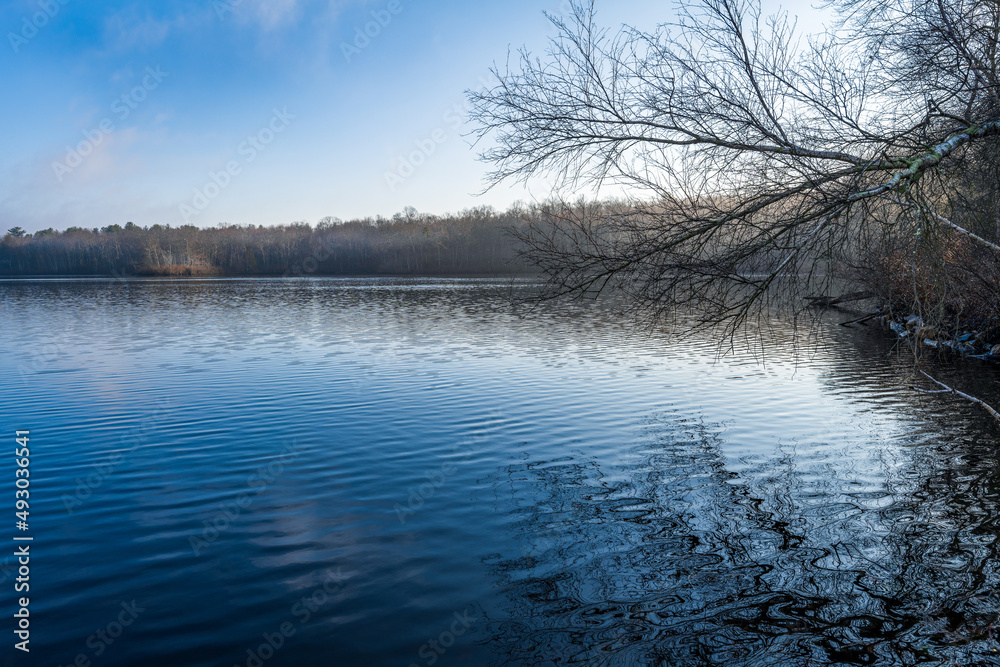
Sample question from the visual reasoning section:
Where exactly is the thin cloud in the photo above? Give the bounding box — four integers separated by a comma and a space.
102, 8, 185, 51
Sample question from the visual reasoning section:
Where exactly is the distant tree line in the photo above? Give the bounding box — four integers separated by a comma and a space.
0, 206, 546, 277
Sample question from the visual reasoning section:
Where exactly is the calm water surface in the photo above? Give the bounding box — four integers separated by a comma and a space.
2, 278, 1000, 666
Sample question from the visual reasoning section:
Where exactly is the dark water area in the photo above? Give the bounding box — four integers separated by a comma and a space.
2, 277, 1000, 666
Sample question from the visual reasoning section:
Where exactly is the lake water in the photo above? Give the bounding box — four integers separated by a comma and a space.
2, 277, 1000, 666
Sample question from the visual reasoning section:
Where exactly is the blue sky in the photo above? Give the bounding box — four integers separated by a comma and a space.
0, 0, 821, 231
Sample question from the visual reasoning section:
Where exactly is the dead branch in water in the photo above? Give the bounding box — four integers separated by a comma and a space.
805, 292, 875, 308
838, 311, 883, 327
914, 371, 1000, 425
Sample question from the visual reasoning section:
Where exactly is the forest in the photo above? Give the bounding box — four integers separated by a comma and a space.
0, 206, 540, 277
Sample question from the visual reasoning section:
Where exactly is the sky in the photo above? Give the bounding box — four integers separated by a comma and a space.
0, 0, 823, 232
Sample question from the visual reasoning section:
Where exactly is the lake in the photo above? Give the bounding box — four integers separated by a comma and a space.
2, 277, 1000, 666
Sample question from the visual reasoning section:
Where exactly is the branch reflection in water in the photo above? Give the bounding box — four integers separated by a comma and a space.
482, 317, 1000, 666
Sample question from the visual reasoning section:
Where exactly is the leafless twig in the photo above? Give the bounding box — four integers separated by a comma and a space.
915, 370, 1000, 424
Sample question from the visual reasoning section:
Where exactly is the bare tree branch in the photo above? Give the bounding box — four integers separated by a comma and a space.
469, 0, 1000, 333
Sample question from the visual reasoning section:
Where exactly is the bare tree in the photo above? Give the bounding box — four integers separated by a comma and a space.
470, 0, 1000, 333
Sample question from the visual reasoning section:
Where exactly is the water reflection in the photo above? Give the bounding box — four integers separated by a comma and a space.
484, 318, 1000, 666
3, 278, 1000, 666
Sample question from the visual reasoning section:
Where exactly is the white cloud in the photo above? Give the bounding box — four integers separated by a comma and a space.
243, 0, 302, 30
103, 9, 179, 51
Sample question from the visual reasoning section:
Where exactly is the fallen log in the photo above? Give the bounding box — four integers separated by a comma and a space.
839, 311, 882, 327
805, 291, 874, 307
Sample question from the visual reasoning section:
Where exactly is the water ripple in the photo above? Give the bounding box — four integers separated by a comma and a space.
2, 278, 1000, 666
